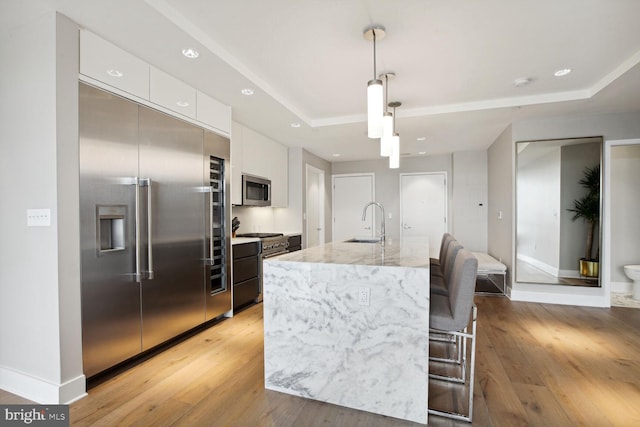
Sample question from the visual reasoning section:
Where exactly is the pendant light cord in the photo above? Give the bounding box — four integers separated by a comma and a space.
373, 30, 377, 79
384, 74, 389, 114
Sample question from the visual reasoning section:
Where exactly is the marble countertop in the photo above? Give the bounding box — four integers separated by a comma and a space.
268, 237, 430, 268
231, 237, 261, 245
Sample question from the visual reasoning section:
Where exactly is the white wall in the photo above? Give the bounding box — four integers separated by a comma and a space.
610, 143, 640, 284
0, 12, 85, 403
332, 155, 453, 241
487, 125, 514, 281
452, 151, 488, 252
489, 111, 640, 306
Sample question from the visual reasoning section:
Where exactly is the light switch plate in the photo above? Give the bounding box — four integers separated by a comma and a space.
27, 209, 51, 227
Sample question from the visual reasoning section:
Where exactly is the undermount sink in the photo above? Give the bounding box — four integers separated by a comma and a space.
344, 237, 382, 243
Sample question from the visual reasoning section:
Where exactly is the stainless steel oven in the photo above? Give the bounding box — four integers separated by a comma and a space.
242, 174, 271, 206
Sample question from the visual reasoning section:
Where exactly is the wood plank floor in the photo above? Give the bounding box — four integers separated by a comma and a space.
2, 297, 640, 426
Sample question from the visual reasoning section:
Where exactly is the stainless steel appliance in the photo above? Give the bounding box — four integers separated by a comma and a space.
241, 174, 271, 206
235, 233, 289, 258
79, 83, 231, 377
235, 233, 289, 302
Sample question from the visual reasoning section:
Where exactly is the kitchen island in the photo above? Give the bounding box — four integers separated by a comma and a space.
262, 238, 430, 425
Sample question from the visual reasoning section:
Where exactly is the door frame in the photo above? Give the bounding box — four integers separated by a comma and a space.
331, 173, 376, 242
399, 171, 449, 240
305, 164, 325, 248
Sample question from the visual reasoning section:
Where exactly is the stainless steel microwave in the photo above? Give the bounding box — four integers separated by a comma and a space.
242, 174, 271, 206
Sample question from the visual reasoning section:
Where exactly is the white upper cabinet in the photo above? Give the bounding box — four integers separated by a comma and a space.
80, 31, 230, 135
269, 142, 288, 208
231, 121, 243, 206
241, 127, 270, 179
80, 30, 150, 100
197, 92, 231, 135
233, 123, 288, 207
149, 67, 196, 119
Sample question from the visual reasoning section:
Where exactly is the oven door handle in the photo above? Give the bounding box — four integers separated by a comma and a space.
263, 251, 288, 259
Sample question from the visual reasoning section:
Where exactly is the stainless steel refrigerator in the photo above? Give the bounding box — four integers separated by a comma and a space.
79, 83, 231, 377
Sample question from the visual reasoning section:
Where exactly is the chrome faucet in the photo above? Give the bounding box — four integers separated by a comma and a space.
362, 201, 385, 244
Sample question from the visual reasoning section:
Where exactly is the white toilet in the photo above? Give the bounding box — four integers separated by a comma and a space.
624, 265, 640, 300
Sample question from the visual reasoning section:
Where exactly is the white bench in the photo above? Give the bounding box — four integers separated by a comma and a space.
472, 252, 507, 295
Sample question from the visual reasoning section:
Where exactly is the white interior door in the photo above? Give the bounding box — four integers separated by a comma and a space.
332, 174, 375, 242
400, 173, 447, 257
306, 165, 325, 248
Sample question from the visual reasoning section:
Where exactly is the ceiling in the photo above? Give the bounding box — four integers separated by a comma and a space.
4, 0, 640, 161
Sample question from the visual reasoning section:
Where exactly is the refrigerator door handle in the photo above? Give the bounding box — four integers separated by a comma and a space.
133, 177, 142, 283
140, 178, 154, 279
206, 186, 215, 266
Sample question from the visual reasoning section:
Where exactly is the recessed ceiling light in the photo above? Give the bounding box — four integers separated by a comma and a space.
106, 69, 123, 78
417, 136, 426, 141
290, 122, 301, 128
418, 151, 426, 155
332, 153, 341, 157
182, 48, 199, 59
554, 68, 572, 77
513, 77, 532, 87
176, 101, 190, 107
241, 88, 254, 96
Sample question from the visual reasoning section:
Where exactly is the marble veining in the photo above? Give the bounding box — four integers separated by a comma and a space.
263, 238, 430, 424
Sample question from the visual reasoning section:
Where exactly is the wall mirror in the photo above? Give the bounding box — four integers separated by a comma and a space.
516, 137, 602, 287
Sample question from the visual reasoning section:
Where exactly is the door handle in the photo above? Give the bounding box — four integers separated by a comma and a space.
133, 177, 142, 283
140, 178, 154, 279
205, 186, 215, 266
403, 224, 412, 229
364, 226, 372, 230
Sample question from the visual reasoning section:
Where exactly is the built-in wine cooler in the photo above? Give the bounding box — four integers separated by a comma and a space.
203, 131, 232, 321
207, 155, 226, 295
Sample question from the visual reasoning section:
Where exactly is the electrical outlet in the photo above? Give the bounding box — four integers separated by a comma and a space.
358, 287, 370, 306
27, 209, 51, 227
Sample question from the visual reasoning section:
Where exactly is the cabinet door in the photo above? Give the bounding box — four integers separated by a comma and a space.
197, 92, 231, 134
80, 30, 150, 100
241, 127, 270, 178
150, 67, 196, 119
230, 121, 243, 205
269, 142, 288, 207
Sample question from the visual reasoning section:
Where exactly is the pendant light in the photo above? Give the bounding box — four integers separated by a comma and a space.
380, 73, 395, 156
388, 102, 401, 169
364, 26, 385, 139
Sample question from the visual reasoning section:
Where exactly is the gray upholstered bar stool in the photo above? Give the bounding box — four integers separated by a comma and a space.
430, 233, 454, 271
430, 240, 463, 296
428, 248, 478, 422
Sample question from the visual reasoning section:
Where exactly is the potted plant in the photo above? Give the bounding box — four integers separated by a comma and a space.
567, 165, 600, 277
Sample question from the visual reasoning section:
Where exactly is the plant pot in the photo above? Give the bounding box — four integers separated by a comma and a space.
579, 259, 599, 278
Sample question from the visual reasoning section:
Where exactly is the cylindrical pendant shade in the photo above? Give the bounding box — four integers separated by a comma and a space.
380, 113, 393, 156
389, 134, 400, 169
367, 79, 383, 138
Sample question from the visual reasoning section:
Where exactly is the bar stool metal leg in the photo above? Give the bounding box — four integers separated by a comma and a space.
428, 305, 477, 422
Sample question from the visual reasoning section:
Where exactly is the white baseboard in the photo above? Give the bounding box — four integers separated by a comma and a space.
511, 283, 609, 307
0, 366, 86, 404
517, 254, 559, 277
558, 269, 580, 278
611, 281, 632, 293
